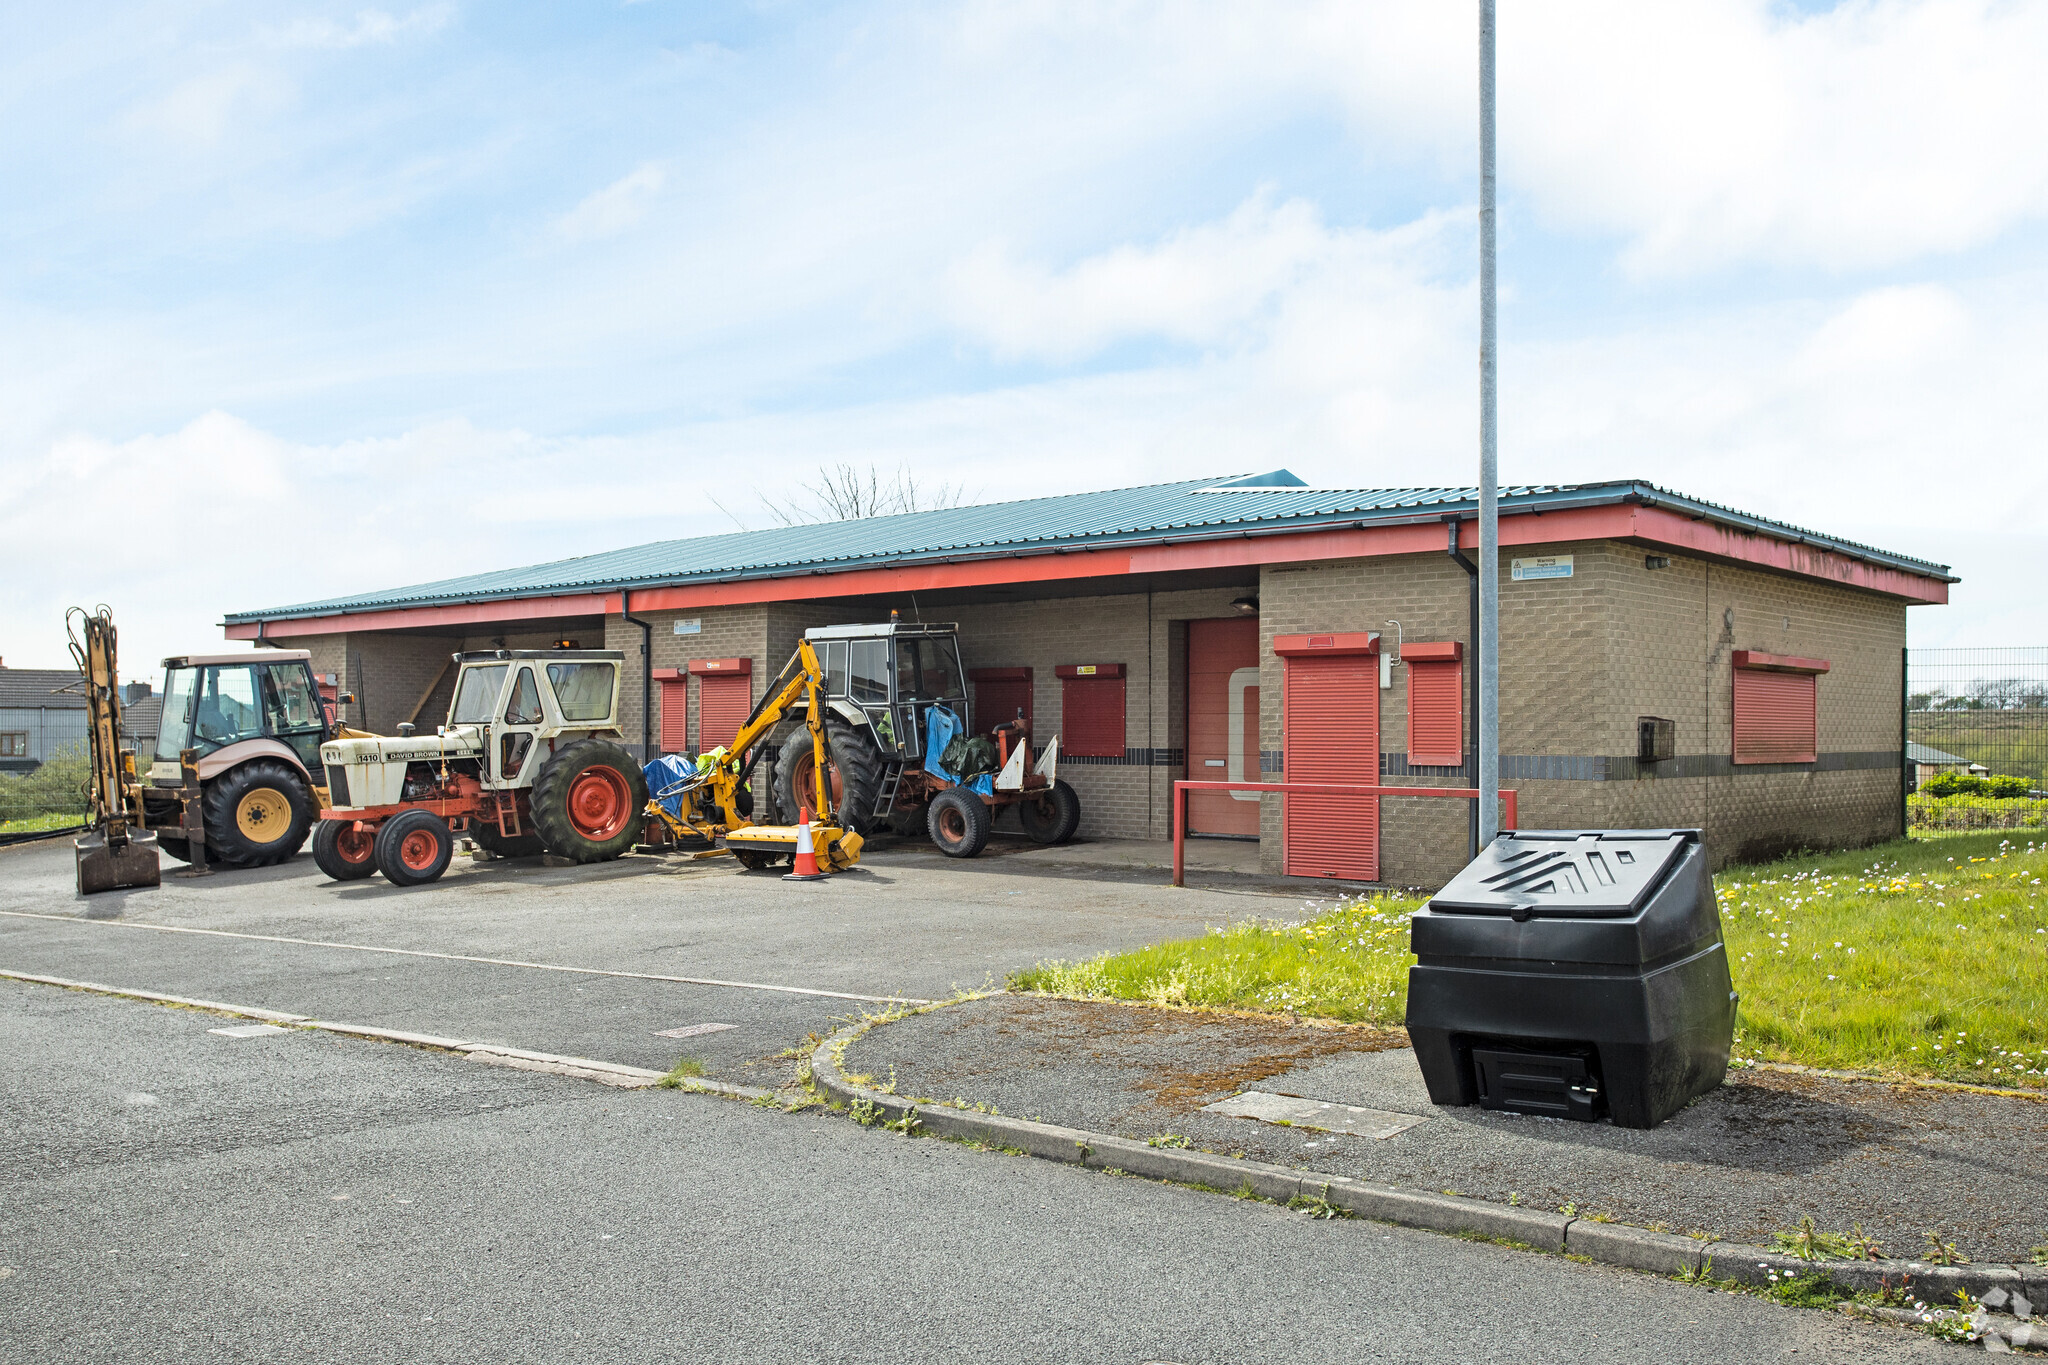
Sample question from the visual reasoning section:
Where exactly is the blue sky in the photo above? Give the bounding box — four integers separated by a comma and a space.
3, 0, 2043, 669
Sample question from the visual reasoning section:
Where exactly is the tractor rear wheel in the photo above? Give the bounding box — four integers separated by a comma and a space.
202, 760, 316, 868
775, 721, 885, 834
312, 819, 379, 881
374, 809, 454, 886
1016, 778, 1082, 845
927, 788, 991, 858
531, 739, 648, 863
471, 819, 545, 860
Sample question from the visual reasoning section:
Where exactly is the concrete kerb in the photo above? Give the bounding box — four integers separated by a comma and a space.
808, 1013, 2039, 1299
1, 968, 679, 1091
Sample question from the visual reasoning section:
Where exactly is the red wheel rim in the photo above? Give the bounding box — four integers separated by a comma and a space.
399, 828, 440, 871
936, 804, 967, 841
790, 751, 842, 807
338, 827, 375, 864
566, 765, 631, 840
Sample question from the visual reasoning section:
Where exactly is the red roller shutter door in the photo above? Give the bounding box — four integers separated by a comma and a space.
1731, 651, 1828, 765
654, 670, 689, 754
1282, 652, 1379, 881
1187, 617, 1261, 836
970, 667, 1033, 734
690, 659, 754, 752
1404, 642, 1464, 768
1057, 665, 1126, 758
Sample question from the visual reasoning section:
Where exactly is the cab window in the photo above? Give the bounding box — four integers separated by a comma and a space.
262, 664, 322, 731
193, 666, 261, 746
545, 662, 615, 721
849, 640, 889, 704
504, 668, 543, 725
450, 666, 507, 724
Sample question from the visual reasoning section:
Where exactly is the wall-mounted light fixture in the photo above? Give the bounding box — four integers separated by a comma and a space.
1230, 595, 1259, 615
1644, 555, 1672, 570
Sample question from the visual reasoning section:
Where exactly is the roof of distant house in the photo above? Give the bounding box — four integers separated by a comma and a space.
224, 472, 1958, 625
0, 667, 87, 710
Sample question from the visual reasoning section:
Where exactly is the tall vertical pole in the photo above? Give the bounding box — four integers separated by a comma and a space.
1477, 0, 1502, 844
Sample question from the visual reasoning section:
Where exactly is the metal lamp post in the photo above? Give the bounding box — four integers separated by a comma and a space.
1477, 0, 1501, 845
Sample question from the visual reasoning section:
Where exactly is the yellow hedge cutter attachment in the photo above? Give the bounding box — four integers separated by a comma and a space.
642, 640, 863, 873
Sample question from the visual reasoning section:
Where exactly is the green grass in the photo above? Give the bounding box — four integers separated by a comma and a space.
1009, 832, 2048, 1085
0, 810, 89, 833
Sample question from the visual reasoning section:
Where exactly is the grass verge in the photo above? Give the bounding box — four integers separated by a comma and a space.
1009, 832, 2048, 1085
0, 810, 89, 834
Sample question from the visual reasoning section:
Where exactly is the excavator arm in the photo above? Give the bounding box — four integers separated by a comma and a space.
69, 605, 161, 894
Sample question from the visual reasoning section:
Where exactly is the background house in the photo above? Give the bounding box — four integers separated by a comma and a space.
0, 658, 88, 775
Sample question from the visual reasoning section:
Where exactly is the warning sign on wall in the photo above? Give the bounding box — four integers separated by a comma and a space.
1511, 555, 1573, 581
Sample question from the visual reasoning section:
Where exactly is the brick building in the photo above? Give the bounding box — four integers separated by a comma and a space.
221, 474, 1952, 885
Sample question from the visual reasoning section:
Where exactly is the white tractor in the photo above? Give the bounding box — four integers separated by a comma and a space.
315, 648, 647, 885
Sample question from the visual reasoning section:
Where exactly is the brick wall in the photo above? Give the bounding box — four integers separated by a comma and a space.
1256, 539, 1909, 886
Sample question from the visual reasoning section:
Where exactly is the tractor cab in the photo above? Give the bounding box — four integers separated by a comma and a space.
803, 622, 969, 761
149, 651, 335, 785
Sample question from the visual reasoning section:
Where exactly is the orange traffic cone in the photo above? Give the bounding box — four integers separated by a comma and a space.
784, 805, 828, 882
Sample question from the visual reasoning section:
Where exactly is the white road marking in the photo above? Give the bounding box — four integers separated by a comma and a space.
654, 1022, 736, 1039
0, 909, 928, 1005
208, 1023, 290, 1039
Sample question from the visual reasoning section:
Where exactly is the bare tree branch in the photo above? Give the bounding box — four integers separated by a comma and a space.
757, 462, 971, 525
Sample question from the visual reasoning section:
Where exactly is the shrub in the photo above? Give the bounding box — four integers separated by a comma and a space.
1987, 774, 2034, 799
0, 742, 90, 824
1922, 771, 1985, 797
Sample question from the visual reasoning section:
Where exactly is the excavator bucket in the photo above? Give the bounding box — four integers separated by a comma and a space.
75, 828, 162, 895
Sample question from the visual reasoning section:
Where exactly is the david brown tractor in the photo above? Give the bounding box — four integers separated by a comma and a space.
772, 621, 1079, 859
315, 649, 647, 885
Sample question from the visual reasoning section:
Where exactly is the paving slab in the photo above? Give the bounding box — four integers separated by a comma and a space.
845, 993, 2048, 1261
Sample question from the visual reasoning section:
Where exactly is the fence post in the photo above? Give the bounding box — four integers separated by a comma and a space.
1899, 645, 1909, 840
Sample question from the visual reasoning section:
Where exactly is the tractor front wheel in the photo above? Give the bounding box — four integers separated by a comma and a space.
374, 809, 454, 887
927, 789, 991, 858
201, 760, 316, 868
312, 819, 379, 881
531, 739, 649, 863
1016, 778, 1082, 845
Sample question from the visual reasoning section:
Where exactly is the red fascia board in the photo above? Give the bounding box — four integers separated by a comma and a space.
688, 657, 752, 677
1400, 641, 1463, 662
1054, 663, 1126, 678
1274, 632, 1380, 657
1627, 505, 1947, 604
1732, 650, 1831, 674
651, 667, 686, 681
224, 501, 1948, 642
969, 666, 1033, 681
223, 592, 612, 640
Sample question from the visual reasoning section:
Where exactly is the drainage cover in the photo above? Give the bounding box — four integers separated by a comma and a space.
1201, 1090, 1428, 1139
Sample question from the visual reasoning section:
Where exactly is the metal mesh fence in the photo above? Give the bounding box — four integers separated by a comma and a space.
1908, 647, 2048, 787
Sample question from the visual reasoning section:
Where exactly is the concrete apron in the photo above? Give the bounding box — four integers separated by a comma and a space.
808, 1012, 2048, 1305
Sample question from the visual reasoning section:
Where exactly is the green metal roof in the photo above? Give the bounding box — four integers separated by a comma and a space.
225, 472, 1955, 624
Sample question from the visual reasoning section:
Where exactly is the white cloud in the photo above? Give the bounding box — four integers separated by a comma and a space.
1502, 0, 2048, 273
262, 7, 453, 50
557, 164, 669, 243
123, 67, 294, 146
1792, 284, 1969, 381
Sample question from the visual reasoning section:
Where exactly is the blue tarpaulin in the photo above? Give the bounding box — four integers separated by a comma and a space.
643, 755, 693, 818
924, 705, 963, 782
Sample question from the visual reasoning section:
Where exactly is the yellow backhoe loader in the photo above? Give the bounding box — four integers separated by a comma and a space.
69, 606, 160, 894
642, 639, 863, 872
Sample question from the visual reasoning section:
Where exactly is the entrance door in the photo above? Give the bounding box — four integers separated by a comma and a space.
1281, 651, 1379, 880
1186, 618, 1261, 836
